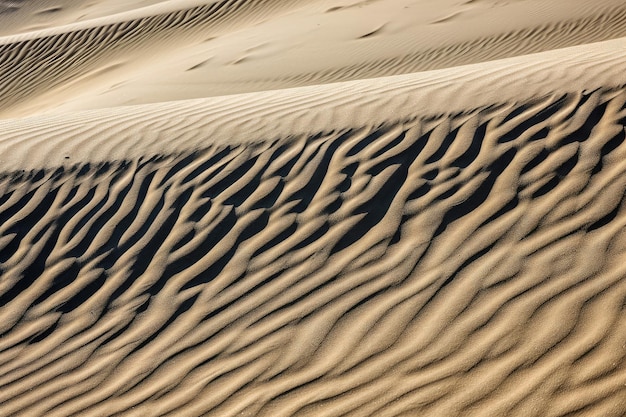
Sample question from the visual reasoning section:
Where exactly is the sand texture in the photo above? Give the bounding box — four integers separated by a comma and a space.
1, 1, 626, 416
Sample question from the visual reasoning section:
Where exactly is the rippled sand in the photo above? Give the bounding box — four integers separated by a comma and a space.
1, 1, 626, 416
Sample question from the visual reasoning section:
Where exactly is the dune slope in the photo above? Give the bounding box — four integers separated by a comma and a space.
2, 83, 626, 416
2, 1, 626, 417
2, 0, 626, 118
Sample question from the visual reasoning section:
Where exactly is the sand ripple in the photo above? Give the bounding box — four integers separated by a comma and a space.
2, 87, 626, 416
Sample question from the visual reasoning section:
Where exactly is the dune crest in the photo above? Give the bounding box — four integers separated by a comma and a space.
2, 0, 626, 117
2, 36, 626, 169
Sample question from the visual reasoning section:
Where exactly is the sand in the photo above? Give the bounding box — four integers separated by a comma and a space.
1, 1, 626, 416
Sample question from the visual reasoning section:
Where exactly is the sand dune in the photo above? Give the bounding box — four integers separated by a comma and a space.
2, 36, 626, 171
2, 84, 626, 416
1, 1, 626, 416
2, 0, 626, 117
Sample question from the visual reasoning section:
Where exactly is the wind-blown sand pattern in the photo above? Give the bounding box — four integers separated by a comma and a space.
3, 0, 626, 117
2, 1, 626, 417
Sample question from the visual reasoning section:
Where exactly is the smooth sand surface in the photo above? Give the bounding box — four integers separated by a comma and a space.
1, 1, 626, 416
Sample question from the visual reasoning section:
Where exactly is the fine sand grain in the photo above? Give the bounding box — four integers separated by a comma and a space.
1, 1, 626, 416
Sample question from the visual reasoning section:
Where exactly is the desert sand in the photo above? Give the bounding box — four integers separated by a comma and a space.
1, 0, 626, 416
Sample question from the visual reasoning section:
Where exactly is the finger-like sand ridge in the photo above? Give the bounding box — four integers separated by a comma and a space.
1, 86, 626, 416
2, 1, 626, 416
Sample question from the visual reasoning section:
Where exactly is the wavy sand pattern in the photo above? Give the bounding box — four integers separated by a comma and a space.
1, 1, 626, 417
2, 0, 626, 117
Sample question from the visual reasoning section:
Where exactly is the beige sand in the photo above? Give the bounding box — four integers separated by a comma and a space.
3, 0, 626, 118
1, 1, 626, 416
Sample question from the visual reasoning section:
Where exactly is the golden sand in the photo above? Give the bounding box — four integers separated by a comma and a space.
1, 1, 626, 416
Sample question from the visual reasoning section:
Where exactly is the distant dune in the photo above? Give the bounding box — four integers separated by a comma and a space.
1, 1, 626, 416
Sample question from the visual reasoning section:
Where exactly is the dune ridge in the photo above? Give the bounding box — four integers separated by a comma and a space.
0, 0, 307, 116
226, 5, 626, 91
2, 36, 626, 170
2, 0, 626, 117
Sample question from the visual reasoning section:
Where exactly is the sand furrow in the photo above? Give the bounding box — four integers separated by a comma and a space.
1, 85, 626, 416
2, 2, 626, 415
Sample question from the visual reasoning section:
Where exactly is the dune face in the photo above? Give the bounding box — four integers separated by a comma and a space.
2, 0, 626, 118
2, 87, 626, 416
2, 1, 626, 417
